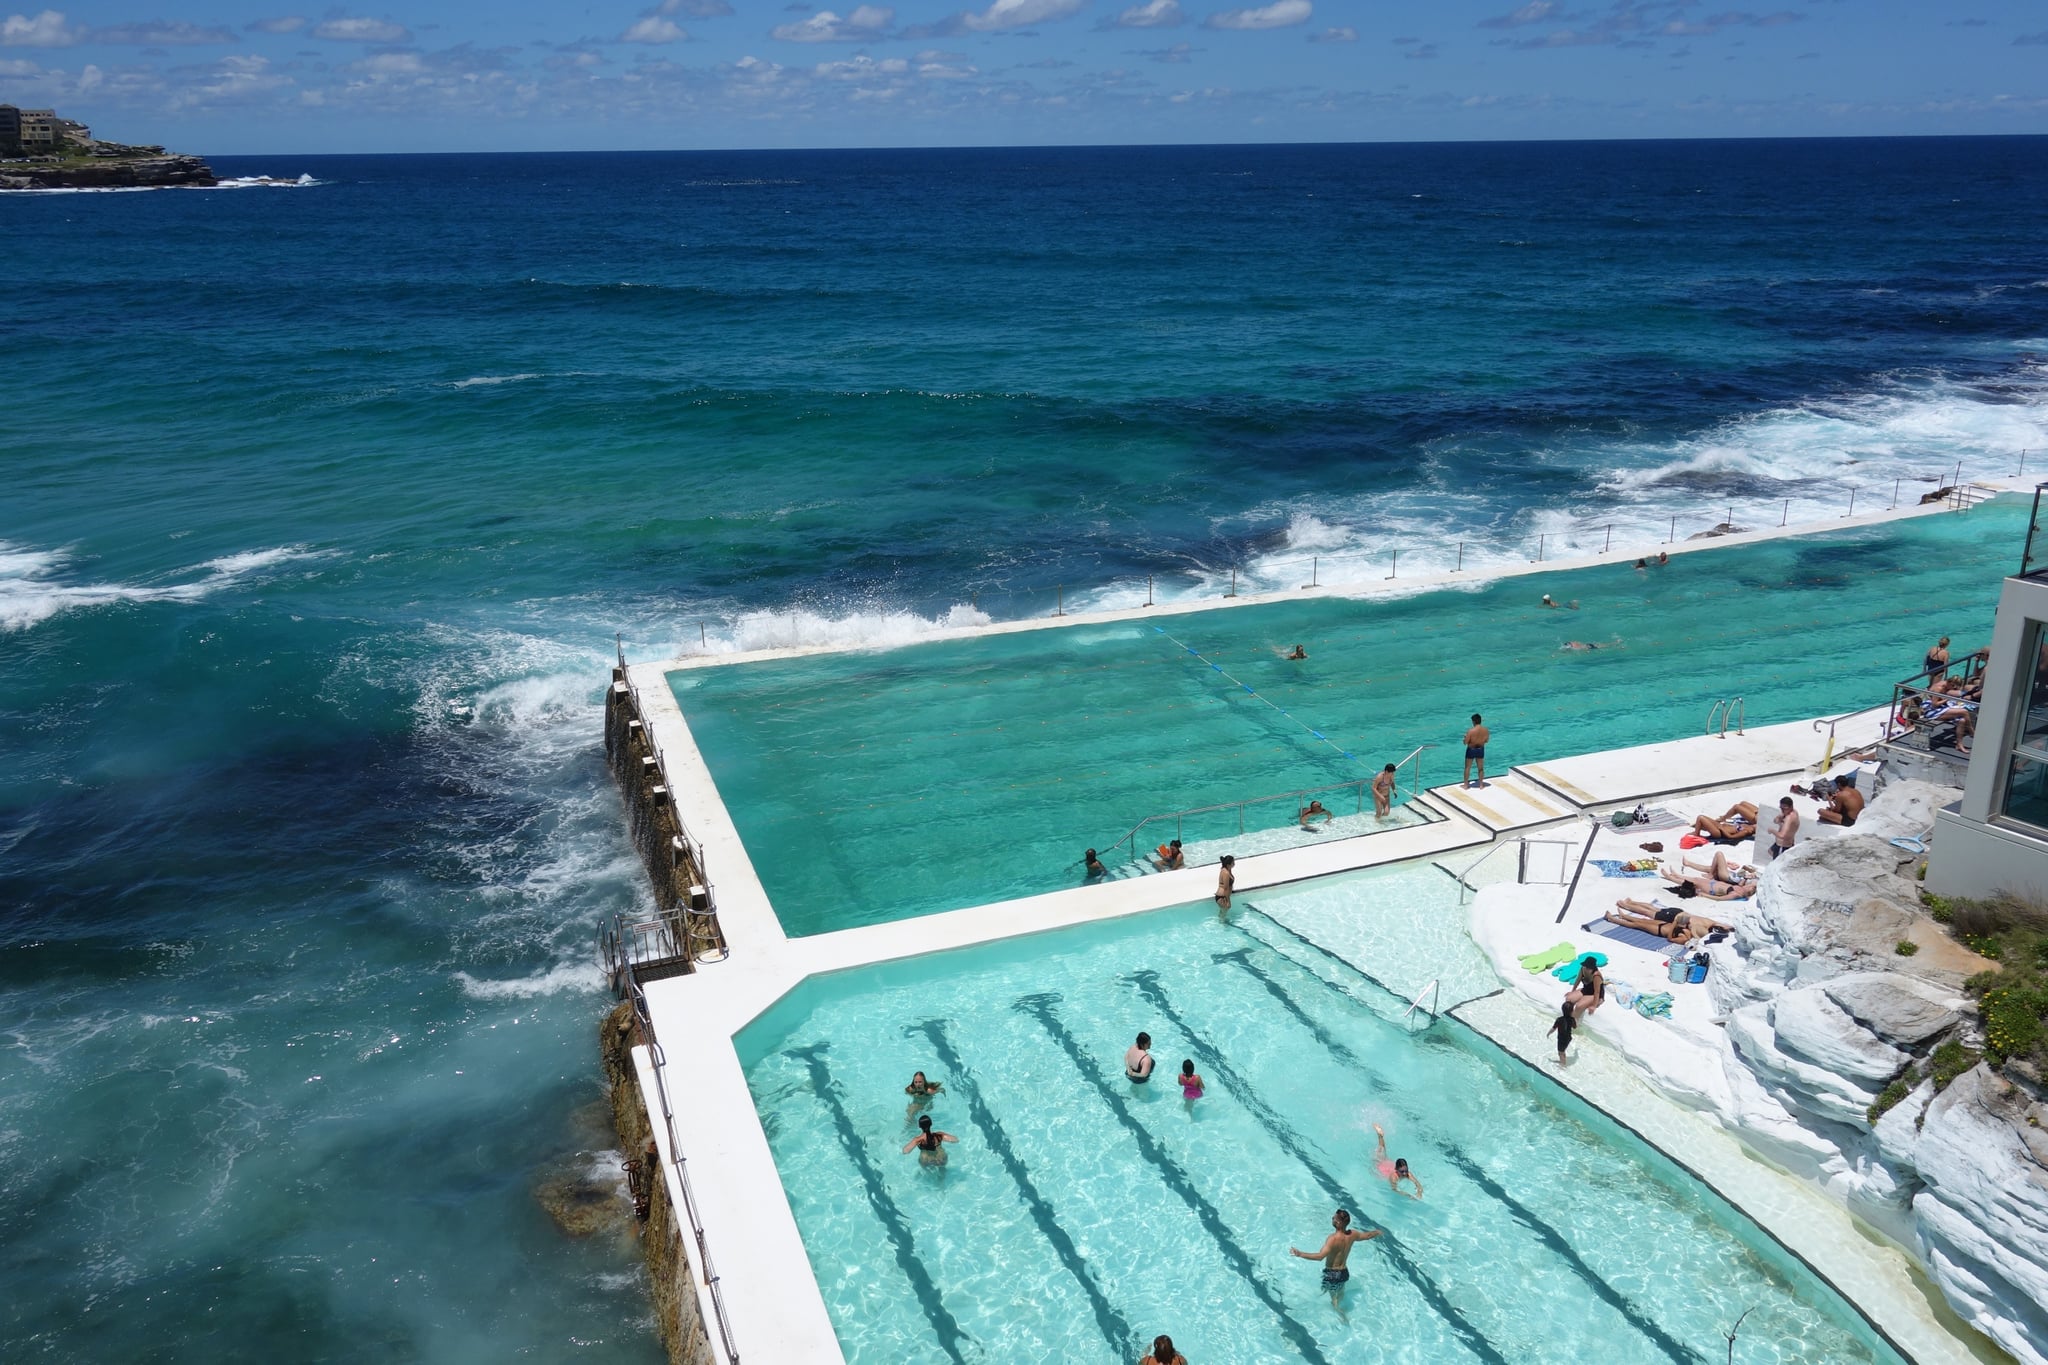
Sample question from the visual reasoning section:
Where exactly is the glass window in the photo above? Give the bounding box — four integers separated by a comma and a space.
2001, 620, 2048, 831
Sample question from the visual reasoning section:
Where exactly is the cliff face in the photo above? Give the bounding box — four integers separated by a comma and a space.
0, 154, 217, 190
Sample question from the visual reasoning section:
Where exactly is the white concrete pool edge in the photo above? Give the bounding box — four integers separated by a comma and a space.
1451, 990, 1988, 1365
646, 479, 2026, 673
624, 678, 1979, 1362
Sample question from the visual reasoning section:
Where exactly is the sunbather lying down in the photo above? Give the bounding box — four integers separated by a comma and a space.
1660, 850, 1758, 900
1609, 898, 1735, 943
1689, 802, 1757, 842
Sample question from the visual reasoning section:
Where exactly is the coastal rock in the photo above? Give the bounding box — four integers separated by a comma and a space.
1911, 1065, 2048, 1365
1726, 1001, 1881, 1127
0, 154, 216, 190
1770, 986, 1908, 1087
1871, 1079, 1935, 1169
1823, 972, 1966, 1048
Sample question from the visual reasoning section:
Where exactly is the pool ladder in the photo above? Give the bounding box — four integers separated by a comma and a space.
1707, 695, 1745, 738
1402, 978, 1442, 1026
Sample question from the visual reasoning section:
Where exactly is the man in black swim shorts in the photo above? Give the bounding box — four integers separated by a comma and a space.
1290, 1208, 1381, 1306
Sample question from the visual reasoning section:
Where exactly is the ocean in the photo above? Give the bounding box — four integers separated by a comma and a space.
2, 137, 2045, 1361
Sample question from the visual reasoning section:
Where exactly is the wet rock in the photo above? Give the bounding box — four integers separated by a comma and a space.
535, 1153, 631, 1239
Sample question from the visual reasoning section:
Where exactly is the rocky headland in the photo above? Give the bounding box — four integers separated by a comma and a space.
0, 151, 217, 191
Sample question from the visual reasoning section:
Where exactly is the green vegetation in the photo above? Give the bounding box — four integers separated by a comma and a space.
1930, 1040, 1980, 1092
1867, 1078, 1911, 1124
1894, 939, 1919, 956
1943, 891, 2048, 1069
1920, 890, 1953, 923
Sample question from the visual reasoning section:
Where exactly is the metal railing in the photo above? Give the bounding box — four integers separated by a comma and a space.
1401, 978, 1442, 1025
1880, 648, 1989, 750
2022, 481, 2048, 579
1452, 836, 1580, 903
626, 982, 742, 1365
1706, 696, 1745, 738
1103, 744, 1437, 860
611, 639, 726, 965
617, 638, 712, 882
664, 466, 2016, 649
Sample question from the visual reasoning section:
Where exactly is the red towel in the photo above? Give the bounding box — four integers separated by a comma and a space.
1678, 834, 1707, 849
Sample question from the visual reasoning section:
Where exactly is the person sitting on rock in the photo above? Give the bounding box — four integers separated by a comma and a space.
1688, 802, 1758, 843
1795, 772, 1867, 826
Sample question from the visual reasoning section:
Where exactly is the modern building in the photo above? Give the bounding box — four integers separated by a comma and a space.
18, 109, 60, 151
0, 105, 20, 155
1926, 484, 2048, 900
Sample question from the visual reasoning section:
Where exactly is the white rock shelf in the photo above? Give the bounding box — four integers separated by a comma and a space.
1471, 774, 2045, 1364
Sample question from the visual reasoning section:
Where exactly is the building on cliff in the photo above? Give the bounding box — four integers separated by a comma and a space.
1928, 482, 2048, 901
1, 106, 90, 156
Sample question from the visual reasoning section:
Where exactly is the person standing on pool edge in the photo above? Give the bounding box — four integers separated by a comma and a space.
1463, 713, 1490, 789
1215, 855, 1236, 918
1290, 1208, 1381, 1309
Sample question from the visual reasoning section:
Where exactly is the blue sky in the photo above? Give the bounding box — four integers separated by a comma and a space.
3, 1, 2045, 153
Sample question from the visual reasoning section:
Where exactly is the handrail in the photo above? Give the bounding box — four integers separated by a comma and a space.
1103, 745, 1437, 860
1552, 815, 1603, 925
1706, 696, 1744, 738
1452, 836, 1578, 903
1401, 978, 1442, 1024
1878, 647, 1988, 744
629, 983, 742, 1364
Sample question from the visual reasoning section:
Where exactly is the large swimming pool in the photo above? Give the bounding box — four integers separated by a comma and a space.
682, 500, 2018, 935
738, 896, 1902, 1364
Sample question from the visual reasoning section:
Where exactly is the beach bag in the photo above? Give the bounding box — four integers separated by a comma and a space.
1666, 957, 1689, 984
1611, 811, 1634, 829
1687, 956, 1709, 984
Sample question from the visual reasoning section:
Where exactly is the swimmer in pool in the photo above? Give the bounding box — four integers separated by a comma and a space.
1178, 1059, 1204, 1109
1286, 644, 1307, 660
1291, 1208, 1382, 1312
1562, 640, 1600, 652
1083, 848, 1108, 880
904, 1071, 944, 1121
902, 1114, 957, 1166
1125, 1032, 1156, 1084
1299, 799, 1333, 829
1374, 1124, 1423, 1199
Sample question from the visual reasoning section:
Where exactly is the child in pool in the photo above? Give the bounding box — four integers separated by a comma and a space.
1178, 1059, 1204, 1107
1373, 1123, 1423, 1199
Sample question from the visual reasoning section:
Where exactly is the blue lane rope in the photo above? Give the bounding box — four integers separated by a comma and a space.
1153, 625, 1359, 765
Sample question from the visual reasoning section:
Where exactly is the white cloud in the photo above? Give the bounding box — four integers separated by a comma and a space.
94, 21, 238, 45
622, 15, 686, 43
816, 52, 907, 76
658, 0, 732, 14
1109, 0, 1182, 28
356, 49, 424, 72
1307, 25, 1354, 42
770, 6, 892, 41
961, 0, 1082, 32
310, 16, 411, 43
1204, 0, 1309, 31
247, 16, 306, 34
1, 9, 81, 46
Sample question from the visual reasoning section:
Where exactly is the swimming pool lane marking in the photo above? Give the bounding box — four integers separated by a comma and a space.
1205, 944, 1704, 1365
784, 1043, 975, 1365
1149, 626, 1363, 767
913, 1019, 1141, 1359
1010, 992, 1335, 1365
1124, 971, 1506, 1365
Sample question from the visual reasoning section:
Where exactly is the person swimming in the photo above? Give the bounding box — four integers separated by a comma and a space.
1373, 1123, 1424, 1199
1179, 1059, 1204, 1105
1286, 644, 1307, 660
901, 1113, 957, 1166
904, 1071, 945, 1122
1083, 848, 1107, 880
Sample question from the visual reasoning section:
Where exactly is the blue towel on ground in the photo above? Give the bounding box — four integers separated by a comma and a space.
1591, 859, 1660, 878
1583, 917, 1671, 952
1551, 951, 1607, 981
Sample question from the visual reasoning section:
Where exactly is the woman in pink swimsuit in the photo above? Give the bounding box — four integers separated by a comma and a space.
1373, 1124, 1424, 1199
1178, 1059, 1204, 1110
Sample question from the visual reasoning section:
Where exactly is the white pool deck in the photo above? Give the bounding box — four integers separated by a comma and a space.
623, 487, 2022, 1365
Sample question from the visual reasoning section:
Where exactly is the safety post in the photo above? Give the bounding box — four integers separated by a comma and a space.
1847, 489, 1857, 517
1056, 584, 1065, 617
1310, 556, 1319, 588
1386, 550, 1398, 580
1891, 477, 1899, 511
1780, 498, 1789, 527
1455, 542, 1464, 572
1225, 567, 1237, 599
698, 621, 706, 648
1535, 533, 1545, 564
1667, 514, 1676, 543
1146, 575, 1153, 608
1603, 524, 1612, 553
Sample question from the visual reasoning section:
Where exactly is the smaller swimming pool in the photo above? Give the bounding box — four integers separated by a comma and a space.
739, 896, 1902, 1365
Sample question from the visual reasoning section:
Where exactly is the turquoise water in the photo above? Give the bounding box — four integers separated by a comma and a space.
681, 501, 2020, 935
739, 897, 1902, 1365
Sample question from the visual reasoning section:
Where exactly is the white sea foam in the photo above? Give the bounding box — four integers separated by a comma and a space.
719, 601, 992, 653
450, 373, 542, 389
4, 174, 317, 194
454, 961, 605, 999
0, 542, 327, 633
